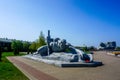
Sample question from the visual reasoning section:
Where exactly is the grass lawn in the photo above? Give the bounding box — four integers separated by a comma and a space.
0, 52, 29, 80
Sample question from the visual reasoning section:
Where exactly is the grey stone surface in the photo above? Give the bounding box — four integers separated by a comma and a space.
27, 30, 96, 66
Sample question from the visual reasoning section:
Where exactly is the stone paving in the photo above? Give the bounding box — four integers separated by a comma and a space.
7, 51, 120, 80
7, 57, 58, 80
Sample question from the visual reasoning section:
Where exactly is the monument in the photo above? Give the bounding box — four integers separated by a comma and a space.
24, 30, 102, 67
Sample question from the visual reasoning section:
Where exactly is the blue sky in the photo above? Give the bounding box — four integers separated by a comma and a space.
0, 0, 120, 47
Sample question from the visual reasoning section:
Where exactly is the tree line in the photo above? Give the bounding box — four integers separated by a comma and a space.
11, 31, 46, 55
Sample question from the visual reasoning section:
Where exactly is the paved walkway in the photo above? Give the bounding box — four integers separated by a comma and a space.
7, 51, 120, 80
7, 57, 58, 80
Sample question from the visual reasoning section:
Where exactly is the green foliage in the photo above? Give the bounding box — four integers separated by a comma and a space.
36, 31, 46, 49
75, 46, 82, 50
23, 42, 30, 54
116, 47, 120, 50
29, 42, 37, 52
16, 40, 23, 51
82, 46, 88, 52
11, 40, 23, 55
11, 41, 17, 50
29, 31, 46, 53
88, 46, 96, 51
11, 41, 18, 55
0, 52, 29, 80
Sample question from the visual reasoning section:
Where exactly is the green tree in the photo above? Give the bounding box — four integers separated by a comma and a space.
16, 40, 23, 51
82, 46, 88, 52
11, 40, 23, 55
89, 46, 96, 51
29, 31, 46, 53
116, 47, 120, 50
36, 31, 46, 49
23, 42, 30, 54
81, 44, 88, 52
29, 42, 37, 53
11, 41, 17, 55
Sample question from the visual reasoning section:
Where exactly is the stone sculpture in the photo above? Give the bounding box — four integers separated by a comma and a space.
25, 30, 102, 67
34, 30, 93, 63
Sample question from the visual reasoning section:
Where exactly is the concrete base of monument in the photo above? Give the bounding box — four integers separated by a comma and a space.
23, 54, 103, 67
55, 61, 103, 67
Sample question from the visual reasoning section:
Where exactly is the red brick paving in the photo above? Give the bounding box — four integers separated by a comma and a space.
7, 57, 58, 80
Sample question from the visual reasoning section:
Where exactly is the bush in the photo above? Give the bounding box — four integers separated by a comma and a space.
116, 47, 120, 50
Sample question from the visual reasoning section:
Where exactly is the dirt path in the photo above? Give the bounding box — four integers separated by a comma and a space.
7, 51, 120, 80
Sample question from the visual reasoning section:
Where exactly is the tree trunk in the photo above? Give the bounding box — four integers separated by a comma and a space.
0, 47, 2, 61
